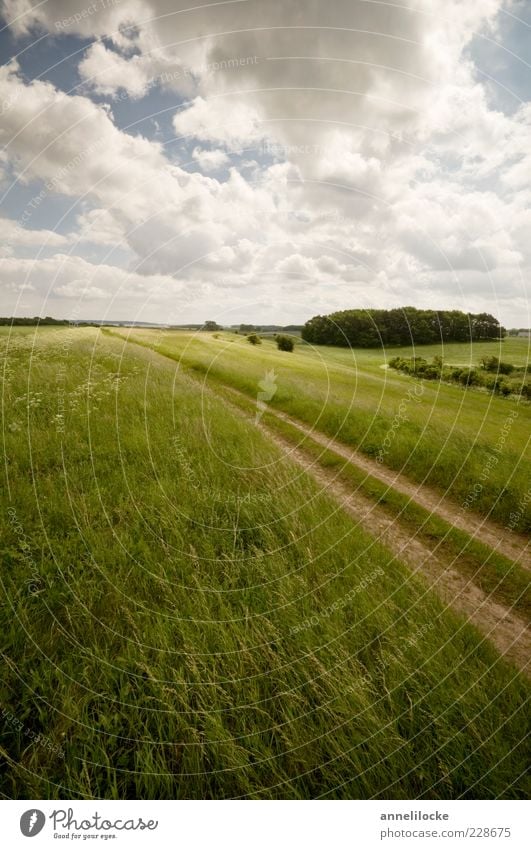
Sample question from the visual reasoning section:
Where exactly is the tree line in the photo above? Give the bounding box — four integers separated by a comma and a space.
301, 308, 504, 347
0, 316, 70, 326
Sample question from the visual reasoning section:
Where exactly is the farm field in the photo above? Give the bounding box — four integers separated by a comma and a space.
0, 326, 529, 800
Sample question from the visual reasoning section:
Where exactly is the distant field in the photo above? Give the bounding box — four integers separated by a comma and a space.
1, 327, 529, 799
310, 336, 530, 368
110, 328, 531, 531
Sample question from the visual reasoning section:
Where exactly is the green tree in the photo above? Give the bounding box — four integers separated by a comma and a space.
276, 335, 294, 352
302, 308, 504, 348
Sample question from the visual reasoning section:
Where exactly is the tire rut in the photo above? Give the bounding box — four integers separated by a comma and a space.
257, 418, 530, 676
114, 332, 530, 675
225, 387, 530, 570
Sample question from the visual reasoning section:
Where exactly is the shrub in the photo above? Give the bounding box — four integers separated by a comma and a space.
481, 355, 498, 372
247, 334, 261, 345
483, 375, 500, 392
276, 335, 294, 352
459, 368, 478, 386
389, 353, 522, 397
410, 357, 428, 374
480, 355, 514, 375
423, 366, 441, 380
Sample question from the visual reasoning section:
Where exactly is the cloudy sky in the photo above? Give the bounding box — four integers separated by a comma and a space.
0, 0, 530, 326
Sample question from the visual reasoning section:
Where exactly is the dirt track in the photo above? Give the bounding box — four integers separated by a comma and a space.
255, 418, 530, 676
118, 334, 531, 676
231, 390, 530, 570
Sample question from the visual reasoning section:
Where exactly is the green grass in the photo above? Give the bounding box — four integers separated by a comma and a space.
213, 383, 530, 619
315, 336, 530, 368
107, 328, 531, 532
0, 327, 529, 799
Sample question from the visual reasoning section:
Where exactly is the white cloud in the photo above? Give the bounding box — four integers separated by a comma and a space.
0, 216, 69, 248
0, 61, 165, 204
173, 97, 266, 151
1, 0, 150, 40
0, 1, 529, 325
0, 252, 188, 312
192, 147, 230, 172
78, 42, 156, 100
74, 207, 130, 248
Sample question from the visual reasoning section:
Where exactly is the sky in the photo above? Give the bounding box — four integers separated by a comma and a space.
0, 0, 530, 326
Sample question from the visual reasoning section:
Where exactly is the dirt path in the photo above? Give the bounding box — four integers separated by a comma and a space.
114, 332, 530, 675
256, 416, 530, 676
224, 387, 530, 570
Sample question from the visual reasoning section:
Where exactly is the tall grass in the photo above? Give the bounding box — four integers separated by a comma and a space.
0, 328, 529, 799
113, 329, 531, 532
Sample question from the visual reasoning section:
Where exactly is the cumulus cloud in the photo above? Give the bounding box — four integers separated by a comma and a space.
1, 0, 150, 40
0, 216, 69, 249
173, 97, 266, 150
0, 0, 529, 324
78, 42, 156, 100
191, 147, 230, 172
0, 252, 190, 315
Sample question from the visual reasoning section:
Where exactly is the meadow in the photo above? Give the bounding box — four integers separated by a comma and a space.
111, 328, 531, 532
0, 326, 529, 800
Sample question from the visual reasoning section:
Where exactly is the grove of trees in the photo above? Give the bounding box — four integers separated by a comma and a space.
301, 308, 505, 347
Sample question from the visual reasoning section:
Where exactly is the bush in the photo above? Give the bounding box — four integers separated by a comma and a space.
483, 375, 500, 392
480, 356, 514, 375
423, 366, 441, 380
247, 334, 261, 345
390, 355, 524, 398
389, 356, 414, 374
276, 335, 294, 352
459, 368, 479, 386
408, 357, 425, 374
481, 355, 498, 372
389, 356, 441, 379
444, 368, 457, 382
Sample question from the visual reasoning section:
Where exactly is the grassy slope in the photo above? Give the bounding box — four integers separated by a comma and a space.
0, 327, 529, 799
112, 329, 531, 531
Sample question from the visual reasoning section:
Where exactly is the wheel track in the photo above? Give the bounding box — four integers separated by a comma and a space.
224, 387, 530, 570
112, 331, 531, 675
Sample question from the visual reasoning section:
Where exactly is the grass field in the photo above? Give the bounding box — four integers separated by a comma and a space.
108, 328, 531, 532
0, 326, 529, 799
